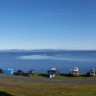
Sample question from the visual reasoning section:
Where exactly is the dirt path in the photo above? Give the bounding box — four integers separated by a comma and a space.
0, 74, 96, 84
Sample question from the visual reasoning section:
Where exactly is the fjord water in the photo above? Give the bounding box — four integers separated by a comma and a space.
0, 51, 96, 74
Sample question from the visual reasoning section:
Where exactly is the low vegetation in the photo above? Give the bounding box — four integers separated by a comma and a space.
0, 81, 96, 96
0, 74, 96, 96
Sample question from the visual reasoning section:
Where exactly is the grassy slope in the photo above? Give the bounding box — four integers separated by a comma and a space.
0, 75, 96, 96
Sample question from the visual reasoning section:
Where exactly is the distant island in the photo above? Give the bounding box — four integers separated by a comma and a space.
47, 53, 55, 56
0, 49, 96, 53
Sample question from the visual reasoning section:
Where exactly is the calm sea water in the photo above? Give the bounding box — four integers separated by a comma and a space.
0, 51, 96, 73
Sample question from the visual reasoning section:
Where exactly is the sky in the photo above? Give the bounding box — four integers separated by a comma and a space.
0, 0, 96, 50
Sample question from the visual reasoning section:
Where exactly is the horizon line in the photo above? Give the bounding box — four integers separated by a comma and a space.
0, 49, 96, 51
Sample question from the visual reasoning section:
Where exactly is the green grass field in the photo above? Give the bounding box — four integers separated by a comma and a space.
0, 75, 96, 96
0, 82, 96, 96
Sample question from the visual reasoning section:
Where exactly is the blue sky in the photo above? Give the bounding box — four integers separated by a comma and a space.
0, 0, 96, 50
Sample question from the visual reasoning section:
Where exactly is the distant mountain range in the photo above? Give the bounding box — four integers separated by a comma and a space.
0, 49, 96, 52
